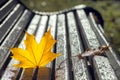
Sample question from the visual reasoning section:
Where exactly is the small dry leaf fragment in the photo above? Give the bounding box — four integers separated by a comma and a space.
77, 45, 109, 59
10, 29, 61, 68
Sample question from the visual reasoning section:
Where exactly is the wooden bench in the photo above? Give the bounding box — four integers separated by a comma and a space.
0, 0, 120, 80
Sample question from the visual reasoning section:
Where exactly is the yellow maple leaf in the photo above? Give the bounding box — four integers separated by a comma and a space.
10, 29, 61, 68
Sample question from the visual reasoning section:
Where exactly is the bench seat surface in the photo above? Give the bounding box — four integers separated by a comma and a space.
0, 0, 120, 80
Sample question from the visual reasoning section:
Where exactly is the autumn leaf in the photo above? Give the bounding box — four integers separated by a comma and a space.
10, 29, 61, 68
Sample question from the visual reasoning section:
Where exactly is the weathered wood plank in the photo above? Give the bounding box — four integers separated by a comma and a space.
37, 67, 51, 80
1, 14, 40, 80
88, 13, 120, 79
0, 1, 119, 80
35, 16, 48, 43
0, 0, 18, 23
93, 56, 118, 80
77, 10, 100, 49
21, 68, 51, 80
34, 15, 50, 79
20, 68, 34, 80
48, 15, 57, 37
77, 9, 118, 80
0, 4, 25, 43
55, 14, 70, 80
0, 10, 33, 79
21, 15, 57, 80
26, 14, 41, 35
47, 15, 57, 68
97, 24, 105, 35
67, 12, 90, 80
47, 15, 57, 80
17, 15, 41, 80
1, 15, 49, 80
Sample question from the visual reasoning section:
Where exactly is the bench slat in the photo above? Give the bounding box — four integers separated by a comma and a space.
26, 14, 41, 35
12, 15, 49, 80
0, 10, 33, 79
16, 14, 41, 80
77, 10, 100, 49
35, 16, 48, 43
47, 15, 57, 68
21, 68, 34, 80
48, 15, 57, 38
67, 12, 90, 80
77, 9, 118, 80
0, 4, 25, 43
1, 14, 40, 80
0, 0, 18, 23
93, 56, 118, 80
20, 16, 48, 80
0, 1, 119, 79
47, 15, 58, 80
88, 13, 120, 79
55, 14, 70, 80
37, 67, 51, 80
21, 68, 51, 80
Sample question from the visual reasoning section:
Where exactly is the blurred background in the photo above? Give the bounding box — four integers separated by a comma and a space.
20, 0, 120, 55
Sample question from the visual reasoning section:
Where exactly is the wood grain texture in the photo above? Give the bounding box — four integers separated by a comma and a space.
0, 1, 118, 80
1, 10, 33, 80
47, 15, 57, 68
55, 14, 70, 80
77, 9, 118, 80
67, 12, 90, 80
88, 13, 120, 80
0, 4, 24, 43
0, 0, 18, 23
35, 15, 48, 43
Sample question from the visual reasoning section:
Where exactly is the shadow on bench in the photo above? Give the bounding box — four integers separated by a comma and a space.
0, 0, 120, 80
